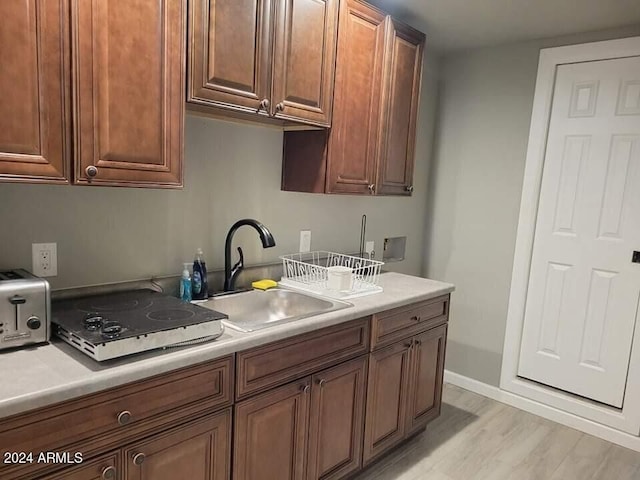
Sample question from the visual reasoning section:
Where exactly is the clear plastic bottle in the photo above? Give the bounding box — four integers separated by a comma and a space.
180, 263, 192, 302
192, 248, 209, 300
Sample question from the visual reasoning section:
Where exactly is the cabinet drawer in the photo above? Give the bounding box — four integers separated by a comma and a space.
0, 356, 233, 479
371, 295, 449, 350
236, 318, 370, 399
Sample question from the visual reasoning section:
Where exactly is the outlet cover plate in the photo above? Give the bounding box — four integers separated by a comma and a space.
299, 230, 311, 253
32, 243, 58, 277
365, 241, 375, 254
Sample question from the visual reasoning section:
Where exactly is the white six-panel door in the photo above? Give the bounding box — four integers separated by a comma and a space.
518, 56, 640, 408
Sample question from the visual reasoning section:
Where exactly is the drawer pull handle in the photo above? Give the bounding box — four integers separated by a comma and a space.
132, 452, 146, 466
275, 102, 285, 112
415, 340, 422, 346
318, 379, 326, 388
117, 410, 132, 426
301, 384, 310, 394
404, 341, 413, 348
410, 315, 421, 322
101, 466, 116, 480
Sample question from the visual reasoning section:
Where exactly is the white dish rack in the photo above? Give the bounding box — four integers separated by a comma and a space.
279, 251, 384, 299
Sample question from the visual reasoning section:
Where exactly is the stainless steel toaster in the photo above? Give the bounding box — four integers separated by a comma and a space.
0, 269, 50, 350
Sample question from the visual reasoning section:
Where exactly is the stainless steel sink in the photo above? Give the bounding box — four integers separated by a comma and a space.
200, 288, 352, 332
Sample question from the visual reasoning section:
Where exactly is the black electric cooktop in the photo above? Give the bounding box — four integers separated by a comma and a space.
52, 289, 227, 344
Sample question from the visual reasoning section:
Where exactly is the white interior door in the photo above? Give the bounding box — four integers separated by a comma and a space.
518, 56, 640, 408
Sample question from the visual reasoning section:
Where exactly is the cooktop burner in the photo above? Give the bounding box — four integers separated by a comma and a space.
52, 290, 227, 345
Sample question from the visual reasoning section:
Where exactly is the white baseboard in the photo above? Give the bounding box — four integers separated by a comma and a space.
444, 369, 640, 452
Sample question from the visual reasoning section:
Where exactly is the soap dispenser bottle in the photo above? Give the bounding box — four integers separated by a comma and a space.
180, 263, 192, 302
192, 248, 209, 300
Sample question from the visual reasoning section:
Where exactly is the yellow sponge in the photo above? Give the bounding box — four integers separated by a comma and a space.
252, 279, 278, 290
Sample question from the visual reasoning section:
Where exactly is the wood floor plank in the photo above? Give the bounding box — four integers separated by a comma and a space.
589, 444, 640, 480
549, 435, 613, 480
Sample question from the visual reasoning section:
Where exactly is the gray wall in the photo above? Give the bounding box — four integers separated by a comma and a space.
425, 25, 640, 386
0, 56, 440, 291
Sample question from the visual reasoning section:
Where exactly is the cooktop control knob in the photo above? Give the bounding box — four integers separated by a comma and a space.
27, 316, 41, 330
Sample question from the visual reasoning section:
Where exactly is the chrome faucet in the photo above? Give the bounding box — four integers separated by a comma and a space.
224, 219, 276, 291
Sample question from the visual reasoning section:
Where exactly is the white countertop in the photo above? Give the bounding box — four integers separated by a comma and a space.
0, 273, 454, 420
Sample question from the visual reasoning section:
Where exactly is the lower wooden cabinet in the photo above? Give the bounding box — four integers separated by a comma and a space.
363, 323, 448, 465
234, 379, 310, 480
363, 340, 413, 464
307, 356, 368, 480
406, 324, 447, 436
234, 355, 368, 480
5, 297, 449, 480
50, 410, 231, 480
123, 409, 231, 480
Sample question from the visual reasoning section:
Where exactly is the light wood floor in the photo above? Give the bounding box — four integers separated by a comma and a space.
356, 384, 640, 480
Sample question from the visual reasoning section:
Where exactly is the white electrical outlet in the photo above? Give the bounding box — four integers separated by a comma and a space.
32, 243, 58, 277
365, 241, 375, 255
299, 230, 312, 253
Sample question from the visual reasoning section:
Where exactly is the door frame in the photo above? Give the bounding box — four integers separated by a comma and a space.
501, 36, 640, 435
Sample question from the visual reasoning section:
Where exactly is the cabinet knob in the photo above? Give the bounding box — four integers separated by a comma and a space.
259, 98, 270, 112
275, 102, 285, 112
318, 379, 326, 388
101, 466, 116, 480
368, 184, 375, 193
301, 384, 310, 394
132, 452, 146, 466
404, 341, 413, 348
86, 165, 98, 178
406, 185, 414, 193
117, 410, 132, 426
415, 339, 422, 346
410, 315, 421, 322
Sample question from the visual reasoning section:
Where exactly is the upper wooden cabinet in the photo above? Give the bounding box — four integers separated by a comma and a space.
188, 0, 338, 127
376, 18, 424, 195
282, 0, 425, 195
326, 0, 386, 195
73, 0, 185, 188
271, 0, 338, 125
0, 0, 186, 188
188, 0, 273, 117
0, 0, 71, 184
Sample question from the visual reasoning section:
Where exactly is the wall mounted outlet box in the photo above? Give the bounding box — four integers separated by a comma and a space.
32, 243, 58, 277
383, 237, 406, 262
299, 230, 311, 253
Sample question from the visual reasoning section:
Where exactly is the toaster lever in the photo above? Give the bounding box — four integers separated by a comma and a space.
9, 295, 26, 305
9, 295, 26, 332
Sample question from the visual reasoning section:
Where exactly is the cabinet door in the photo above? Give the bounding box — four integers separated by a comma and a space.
376, 18, 424, 196
234, 379, 310, 480
73, 0, 185, 188
41, 452, 119, 480
188, 0, 273, 116
307, 356, 367, 480
326, 0, 386, 194
362, 339, 412, 465
124, 409, 231, 480
271, 0, 338, 126
0, 0, 70, 184
406, 324, 447, 436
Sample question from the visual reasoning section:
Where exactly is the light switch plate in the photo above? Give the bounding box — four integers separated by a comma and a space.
32, 243, 58, 277
299, 230, 311, 253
